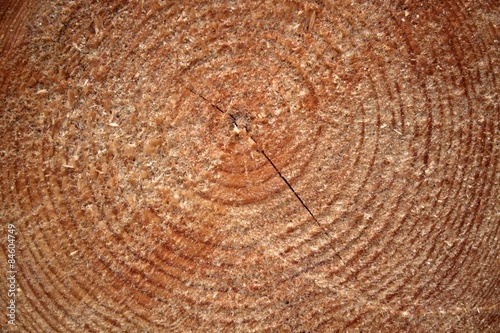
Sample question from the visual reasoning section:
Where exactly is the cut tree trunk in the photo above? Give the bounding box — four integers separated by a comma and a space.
1, 0, 499, 332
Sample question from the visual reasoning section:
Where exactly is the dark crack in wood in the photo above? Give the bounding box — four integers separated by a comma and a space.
259, 148, 321, 228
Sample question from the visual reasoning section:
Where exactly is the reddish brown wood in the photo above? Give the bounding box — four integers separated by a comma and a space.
1, 1, 499, 332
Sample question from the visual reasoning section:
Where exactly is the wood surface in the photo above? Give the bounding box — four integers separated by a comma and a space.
0, 0, 499, 332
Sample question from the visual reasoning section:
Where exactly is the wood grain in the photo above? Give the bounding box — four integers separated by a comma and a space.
0, 0, 499, 332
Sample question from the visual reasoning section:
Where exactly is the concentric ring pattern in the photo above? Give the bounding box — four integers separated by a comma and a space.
0, 0, 498, 331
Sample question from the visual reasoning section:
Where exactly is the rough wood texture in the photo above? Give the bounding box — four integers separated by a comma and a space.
1, 0, 499, 332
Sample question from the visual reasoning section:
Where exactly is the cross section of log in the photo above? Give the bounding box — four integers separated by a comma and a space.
0, 0, 499, 332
